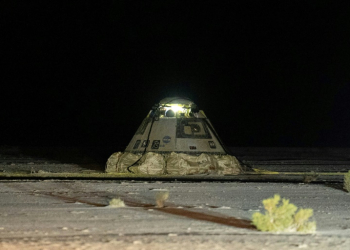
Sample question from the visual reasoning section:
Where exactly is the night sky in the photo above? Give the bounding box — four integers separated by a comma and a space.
1, 1, 350, 148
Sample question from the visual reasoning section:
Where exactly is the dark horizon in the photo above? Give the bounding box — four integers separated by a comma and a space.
1, 1, 350, 148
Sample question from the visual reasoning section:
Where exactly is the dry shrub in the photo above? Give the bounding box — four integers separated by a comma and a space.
252, 194, 316, 233
108, 198, 125, 208
155, 191, 169, 208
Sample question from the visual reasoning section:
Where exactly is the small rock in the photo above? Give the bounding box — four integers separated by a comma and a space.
217, 206, 231, 209
298, 244, 308, 248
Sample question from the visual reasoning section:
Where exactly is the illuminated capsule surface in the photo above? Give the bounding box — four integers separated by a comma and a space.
125, 97, 226, 155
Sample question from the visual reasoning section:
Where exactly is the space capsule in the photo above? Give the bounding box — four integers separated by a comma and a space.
106, 97, 242, 175
125, 97, 227, 154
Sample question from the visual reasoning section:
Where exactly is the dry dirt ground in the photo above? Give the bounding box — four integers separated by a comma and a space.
0, 146, 349, 249
0, 180, 349, 250
1, 234, 350, 250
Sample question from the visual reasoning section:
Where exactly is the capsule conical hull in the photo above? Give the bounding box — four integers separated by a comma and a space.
125, 114, 226, 155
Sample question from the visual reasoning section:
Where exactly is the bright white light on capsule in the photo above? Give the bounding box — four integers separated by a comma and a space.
170, 105, 184, 113
164, 105, 185, 117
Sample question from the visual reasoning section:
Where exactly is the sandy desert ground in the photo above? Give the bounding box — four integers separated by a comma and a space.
0, 146, 349, 249
0, 180, 349, 249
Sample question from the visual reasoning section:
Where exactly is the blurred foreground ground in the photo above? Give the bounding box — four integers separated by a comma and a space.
0, 180, 349, 250
0, 146, 349, 249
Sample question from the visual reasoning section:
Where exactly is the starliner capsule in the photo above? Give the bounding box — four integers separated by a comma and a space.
126, 97, 226, 154
106, 97, 242, 175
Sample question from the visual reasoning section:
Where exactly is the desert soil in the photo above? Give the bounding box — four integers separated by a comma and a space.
0, 180, 349, 250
